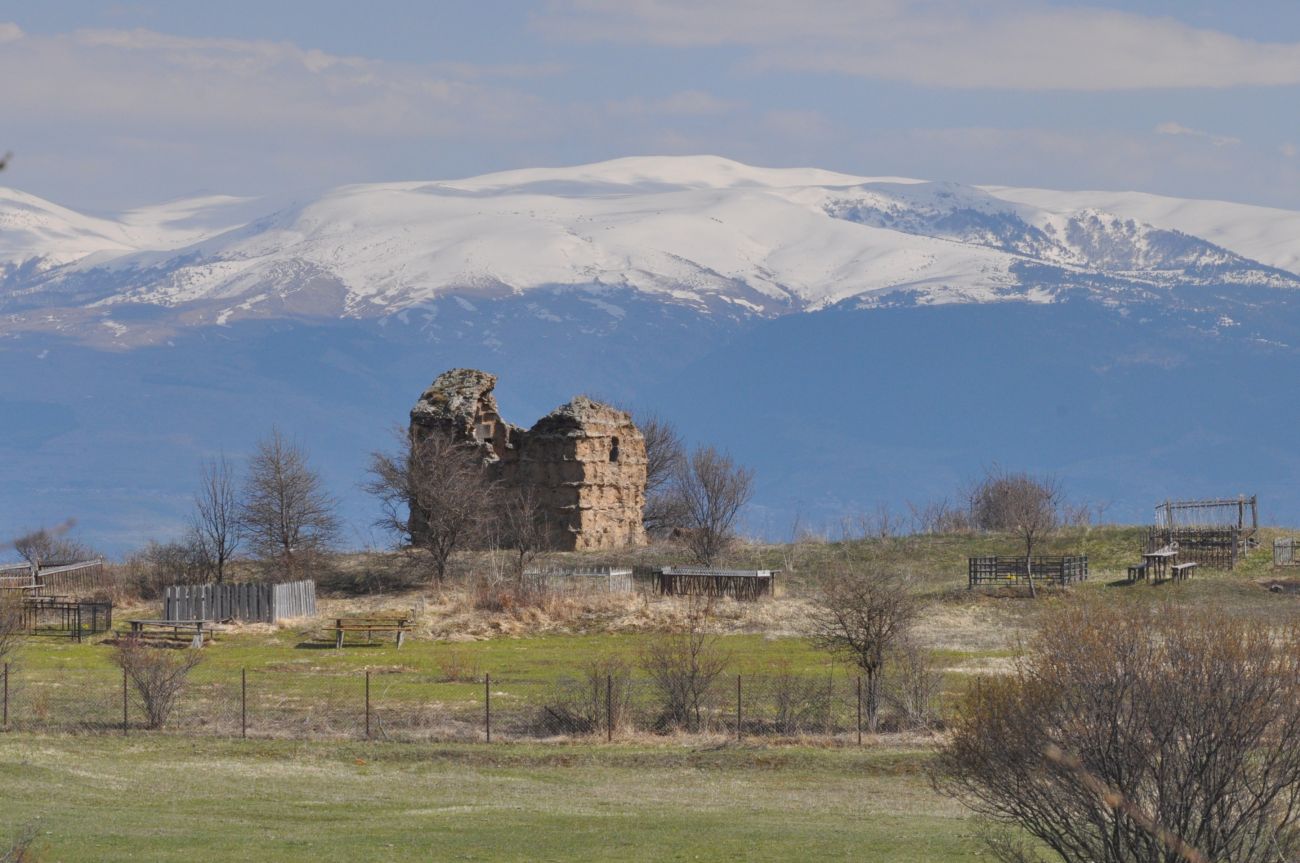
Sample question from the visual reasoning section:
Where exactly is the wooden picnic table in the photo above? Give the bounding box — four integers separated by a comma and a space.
127, 619, 224, 648
333, 614, 412, 649
1141, 549, 1178, 582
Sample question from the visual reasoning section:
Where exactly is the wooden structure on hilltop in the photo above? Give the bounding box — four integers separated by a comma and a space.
1275, 538, 1300, 567
164, 580, 316, 624
522, 566, 633, 595
0, 559, 111, 598
1148, 496, 1257, 570
968, 556, 1089, 589
656, 567, 777, 601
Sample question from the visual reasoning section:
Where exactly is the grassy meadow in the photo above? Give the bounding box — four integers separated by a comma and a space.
4, 525, 1299, 859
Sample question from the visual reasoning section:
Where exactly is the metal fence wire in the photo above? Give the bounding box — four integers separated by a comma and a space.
0, 662, 937, 743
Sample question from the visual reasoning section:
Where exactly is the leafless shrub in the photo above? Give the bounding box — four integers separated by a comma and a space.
672, 446, 755, 566
0, 597, 24, 671
934, 602, 1300, 863
641, 602, 730, 732
905, 498, 972, 535
882, 636, 943, 731
191, 454, 241, 583
808, 563, 921, 733
120, 538, 208, 600
365, 428, 493, 584
112, 639, 203, 730
240, 427, 340, 582
535, 656, 634, 735
435, 648, 481, 683
766, 658, 833, 735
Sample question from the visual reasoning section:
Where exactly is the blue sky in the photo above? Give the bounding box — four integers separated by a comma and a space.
3, 1, 1300, 211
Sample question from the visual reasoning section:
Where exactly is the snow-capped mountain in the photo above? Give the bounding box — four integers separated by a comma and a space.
4, 155, 1300, 346
7, 155, 1300, 553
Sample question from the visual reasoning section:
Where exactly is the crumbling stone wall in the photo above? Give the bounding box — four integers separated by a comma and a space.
409, 369, 647, 551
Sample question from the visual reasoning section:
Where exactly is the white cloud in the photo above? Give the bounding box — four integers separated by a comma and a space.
1154, 122, 1241, 147
542, 1, 1300, 91
0, 26, 547, 139
0, 21, 23, 43
607, 90, 741, 117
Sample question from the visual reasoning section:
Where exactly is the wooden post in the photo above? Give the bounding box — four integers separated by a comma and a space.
606, 673, 613, 743
484, 673, 491, 743
365, 670, 371, 740
2, 662, 8, 730
856, 676, 863, 746
241, 668, 247, 739
736, 674, 742, 742
122, 667, 128, 736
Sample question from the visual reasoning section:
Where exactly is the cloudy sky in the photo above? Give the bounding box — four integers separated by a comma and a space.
5, 1, 1300, 212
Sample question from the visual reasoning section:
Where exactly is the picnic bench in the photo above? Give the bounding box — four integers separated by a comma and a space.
333, 614, 412, 649
122, 619, 225, 648
1171, 562, 1198, 581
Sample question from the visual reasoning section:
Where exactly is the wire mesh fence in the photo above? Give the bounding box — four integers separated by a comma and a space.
0, 662, 928, 744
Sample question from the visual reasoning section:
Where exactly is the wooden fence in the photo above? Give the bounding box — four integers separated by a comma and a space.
164, 580, 316, 623
968, 556, 1089, 588
1147, 526, 1241, 570
39, 560, 111, 598
1275, 538, 1300, 567
656, 568, 777, 601
522, 567, 633, 595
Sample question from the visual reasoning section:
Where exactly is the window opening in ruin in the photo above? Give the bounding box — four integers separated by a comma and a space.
474, 423, 493, 443
610, 437, 620, 462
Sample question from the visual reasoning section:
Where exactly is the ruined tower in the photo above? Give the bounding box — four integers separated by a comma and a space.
409, 369, 647, 551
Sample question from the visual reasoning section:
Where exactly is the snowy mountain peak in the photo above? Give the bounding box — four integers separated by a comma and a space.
3, 155, 1300, 345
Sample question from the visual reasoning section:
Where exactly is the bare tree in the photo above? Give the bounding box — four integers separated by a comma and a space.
12, 524, 92, 570
969, 468, 1063, 598
364, 429, 493, 584
113, 639, 204, 729
808, 563, 922, 733
641, 601, 731, 732
637, 411, 687, 536
935, 602, 1300, 863
239, 427, 340, 582
495, 484, 552, 582
191, 454, 241, 583
673, 446, 755, 566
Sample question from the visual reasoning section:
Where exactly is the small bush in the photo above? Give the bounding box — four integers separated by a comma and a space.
534, 656, 634, 736
435, 649, 480, 683
641, 605, 730, 732
882, 638, 943, 731
766, 659, 834, 736
113, 639, 203, 729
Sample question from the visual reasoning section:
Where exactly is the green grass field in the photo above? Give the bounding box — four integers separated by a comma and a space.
0, 737, 977, 862
6, 526, 1298, 859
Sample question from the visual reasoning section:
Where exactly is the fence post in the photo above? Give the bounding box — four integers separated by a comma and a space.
2, 662, 8, 730
856, 676, 863, 746
484, 673, 491, 743
241, 667, 247, 739
122, 667, 128, 736
365, 670, 371, 740
736, 674, 742, 742
606, 673, 613, 743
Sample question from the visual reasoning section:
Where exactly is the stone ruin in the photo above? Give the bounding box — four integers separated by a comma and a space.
409, 368, 647, 551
